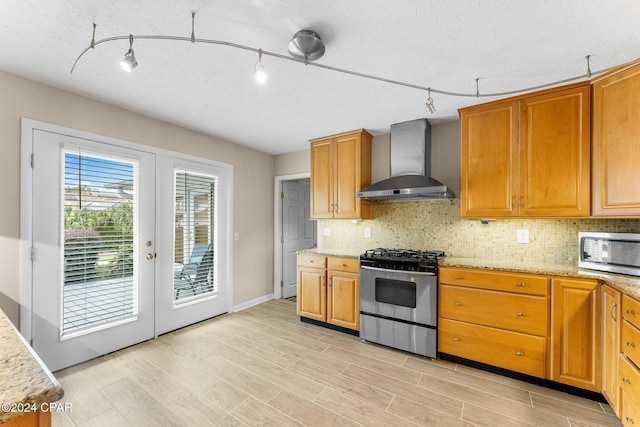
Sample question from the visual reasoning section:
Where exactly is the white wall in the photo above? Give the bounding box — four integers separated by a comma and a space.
0, 70, 275, 325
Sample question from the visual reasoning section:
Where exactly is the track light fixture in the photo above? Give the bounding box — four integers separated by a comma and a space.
72, 12, 616, 109
254, 49, 267, 84
120, 35, 138, 72
425, 88, 436, 115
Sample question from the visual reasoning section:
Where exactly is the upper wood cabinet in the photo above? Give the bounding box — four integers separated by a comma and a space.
592, 61, 640, 216
310, 129, 372, 219
459, 83, 590, 217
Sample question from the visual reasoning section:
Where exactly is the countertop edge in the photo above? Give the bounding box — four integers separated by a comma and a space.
0, 310, 64, 423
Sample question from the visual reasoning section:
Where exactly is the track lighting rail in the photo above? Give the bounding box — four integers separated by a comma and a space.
71, 16, 619, 100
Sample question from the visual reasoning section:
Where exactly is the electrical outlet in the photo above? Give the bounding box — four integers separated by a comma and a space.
364, 227, 371, 238
323, 227, 331, 236
517, 229, 529, 244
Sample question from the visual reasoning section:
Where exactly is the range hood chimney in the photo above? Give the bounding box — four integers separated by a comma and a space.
357, 118, 454, 200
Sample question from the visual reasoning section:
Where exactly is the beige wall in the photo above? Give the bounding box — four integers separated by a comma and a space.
274, 149, 309, 176
0, 70, 275, 325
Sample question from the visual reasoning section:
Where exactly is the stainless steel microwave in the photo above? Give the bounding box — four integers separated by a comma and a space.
579, 232, 640, 276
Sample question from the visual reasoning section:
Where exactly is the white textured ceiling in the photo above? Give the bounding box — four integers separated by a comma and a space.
1, 1, 639, 155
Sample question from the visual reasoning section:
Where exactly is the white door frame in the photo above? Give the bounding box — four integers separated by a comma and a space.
20, 118, 234, 343
273, 172, 310, 299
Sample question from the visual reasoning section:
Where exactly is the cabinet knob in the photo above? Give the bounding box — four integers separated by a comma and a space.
625, 416, 634, 424
341, 263, 347, 267
516, 352, 524, 356
453, 337, 460, 341
623, 377, 632, 385
627, 309, 636, 315
453, 275, 462, 280
627, 341, 636, 348
454, 302, 461, 307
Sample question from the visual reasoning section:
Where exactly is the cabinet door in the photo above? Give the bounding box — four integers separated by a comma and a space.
333, 133, 361, 219
519, 85, 590, 216
603, 285, 621, 415
310, 139, 334, 219
327, 270, 359, 330
550, 278, 601, 391
297, 267, 326, 321
592, 63, 640, 216
460, 101, 519, 217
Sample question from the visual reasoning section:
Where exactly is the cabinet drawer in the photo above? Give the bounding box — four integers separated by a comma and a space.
622, 319, 640, 367
439, 285, 547, 336
623, 294, 640, 329
438, 318, 546, 378
297, 254, 326, 269
327, 256, 359, 273
621, 389, 640, 427
619, 355, 640, 415
439, 267, 548, 296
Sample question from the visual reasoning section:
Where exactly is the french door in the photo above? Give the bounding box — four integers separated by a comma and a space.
31, 130, 156, 371
28, 126, 231, 371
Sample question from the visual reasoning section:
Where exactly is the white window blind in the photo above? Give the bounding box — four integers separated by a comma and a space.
173, 170, 216, 301
62, 150, 139, 334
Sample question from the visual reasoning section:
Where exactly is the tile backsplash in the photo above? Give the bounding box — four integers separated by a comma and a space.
320, 199, 640, 265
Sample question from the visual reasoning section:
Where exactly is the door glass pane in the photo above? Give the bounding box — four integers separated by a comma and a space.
375, 278, 416, 308
63, 151, 138, 336
174, 171, 216, 302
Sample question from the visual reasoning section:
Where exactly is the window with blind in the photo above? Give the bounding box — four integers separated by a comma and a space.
62, 151, 138, 334
173, 170, 216, 302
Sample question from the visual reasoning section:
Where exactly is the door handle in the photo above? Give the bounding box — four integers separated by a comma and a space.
611, 303, 617, 321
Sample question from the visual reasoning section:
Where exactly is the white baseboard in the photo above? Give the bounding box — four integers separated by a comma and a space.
232, 293, 274, 312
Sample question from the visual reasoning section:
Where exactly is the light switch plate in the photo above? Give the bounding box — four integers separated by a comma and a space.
323, 227, 331, 236
517, 229, 529, 244
364, 227, 371, 238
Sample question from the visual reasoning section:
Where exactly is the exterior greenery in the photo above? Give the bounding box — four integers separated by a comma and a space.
64, 202, 134, 284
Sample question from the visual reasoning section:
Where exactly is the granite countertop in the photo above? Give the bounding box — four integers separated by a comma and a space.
0, 310, 63, 423
297, 248, 362, 259
442, 257, 640, 300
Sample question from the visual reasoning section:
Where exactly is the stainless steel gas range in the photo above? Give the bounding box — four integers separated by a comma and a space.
359, 248, 443, 358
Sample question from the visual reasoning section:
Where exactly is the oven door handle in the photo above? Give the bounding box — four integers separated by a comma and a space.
360, 266, 435, 276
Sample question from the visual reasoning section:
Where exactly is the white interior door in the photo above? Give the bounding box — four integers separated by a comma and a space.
282, 181, 316, 298
155, 157, 230, 335
31, 130, 155, 371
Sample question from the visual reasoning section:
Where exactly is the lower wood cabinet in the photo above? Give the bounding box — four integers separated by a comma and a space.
438, 267, 549, 378
620, 295, 640, 426
602, 285, 621, 415
440, 267, 604, 393
550, 278, 601, 392
297, 253, 360, 331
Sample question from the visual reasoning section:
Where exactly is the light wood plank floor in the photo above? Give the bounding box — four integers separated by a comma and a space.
52, 299, 622, 426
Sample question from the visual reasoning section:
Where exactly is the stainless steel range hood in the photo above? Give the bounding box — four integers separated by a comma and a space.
357, 119, 454, 200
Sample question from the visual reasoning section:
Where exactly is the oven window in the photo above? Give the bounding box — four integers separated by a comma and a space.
375, 278, 416, 308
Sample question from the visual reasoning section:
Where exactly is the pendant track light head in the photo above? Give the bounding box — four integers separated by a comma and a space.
425, 88, 436, 115
120, 35, 138, 72
254, 48, 267, 83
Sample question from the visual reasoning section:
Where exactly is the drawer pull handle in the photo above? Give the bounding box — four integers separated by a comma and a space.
623, 377, 632, 385
517, 312, 526, 317
516, 352, 524, 356
454, 302, 461, 307
627, 341, 636, 348
309, 260, 314, 263
453, 337, 460, 341
627, 309, 636, 315
626, 416, 634, 424
453, 275, 462, 280
517, 282, 526, 287
341, 263, 347, 267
